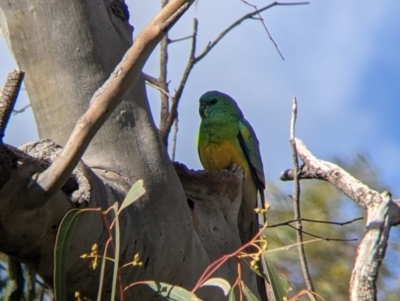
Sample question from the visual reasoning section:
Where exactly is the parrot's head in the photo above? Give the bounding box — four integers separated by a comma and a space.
199, 90, 243, 120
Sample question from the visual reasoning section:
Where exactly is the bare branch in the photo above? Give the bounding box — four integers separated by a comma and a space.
300, 216, 363, 226
268, 217, 362, 242
172, 18, 197, 113
0, 70, 24, 142
28, 0, 195, 205
286, 224, 358, 242
240, 0, 285, 60
267, 217, 363, 228
159, 0, 170, 136
280, 140, 400, 225
145, 79, 174, 100
281, 139, 383, 210
168, 34, 193, 44
143, 72, 160, 86
143, 72, 175, 100
350, 191, 392, 301
289, 96, 314, 291
13, 104, 31, 115
159, 17, 198, 143
195, 1, 309, 63
280, 128, 400, 298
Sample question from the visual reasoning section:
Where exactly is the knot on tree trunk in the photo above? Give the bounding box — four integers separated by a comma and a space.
20, 139, 91, 204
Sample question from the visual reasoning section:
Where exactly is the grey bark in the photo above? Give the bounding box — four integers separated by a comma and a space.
0, 1, 261, 300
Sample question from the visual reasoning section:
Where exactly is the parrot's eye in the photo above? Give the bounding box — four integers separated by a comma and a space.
209, 99, 218, 105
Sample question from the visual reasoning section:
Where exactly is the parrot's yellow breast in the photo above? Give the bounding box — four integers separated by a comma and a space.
199, 140, 250, 177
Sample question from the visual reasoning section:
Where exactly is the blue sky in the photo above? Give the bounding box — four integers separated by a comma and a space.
1, 0, 400, 297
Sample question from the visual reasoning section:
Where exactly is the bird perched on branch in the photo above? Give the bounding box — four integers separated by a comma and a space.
197, 90, 265, 244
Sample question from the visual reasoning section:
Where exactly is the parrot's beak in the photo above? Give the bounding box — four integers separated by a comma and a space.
199, 102, 206, 118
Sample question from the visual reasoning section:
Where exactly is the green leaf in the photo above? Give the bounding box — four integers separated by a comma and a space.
200, 277, 231, 296
96, 233, 110, 301
261, 254, 290, 301
143, 281, 202, 301
119, 179, 145, 212
228, 286, 237, 301
241, 281, 259, 301
54, 209, 82, 301
248, 265, 264, 279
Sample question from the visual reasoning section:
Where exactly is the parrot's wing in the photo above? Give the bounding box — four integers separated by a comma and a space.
238, 119, 268, 301
238, 119, 265, 190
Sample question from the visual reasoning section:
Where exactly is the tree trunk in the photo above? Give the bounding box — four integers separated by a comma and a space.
0, 1, 261, 300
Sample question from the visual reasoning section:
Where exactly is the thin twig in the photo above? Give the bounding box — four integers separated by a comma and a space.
267, 217, 363, 228
143, 73, 175, 101
167, 35, 193, 44
195, 1, 309, 63
289, 96, 314, 291
240, 0, 285, 60
287, 224, 358, 242
144, 80, 170, 99
0, 69, 25, 142
29, 0, 195, 205
13, 103, 31, 115
159, 18, 198, 143
142, 72, 159, 86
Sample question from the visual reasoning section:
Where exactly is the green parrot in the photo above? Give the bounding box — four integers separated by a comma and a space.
197, 90, 265, 244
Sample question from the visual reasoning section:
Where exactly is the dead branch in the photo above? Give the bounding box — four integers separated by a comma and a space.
195, 1, 308, 63
281, 137, 399, 300
350, 191, 391, 301
267, 217, 363, 228
280, 138, 400, 226
143, 73, 174, 100
0, 70, 24, 142
158, 17, 197, 144
286, 224, 358, 242
268, 216, 362, 241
